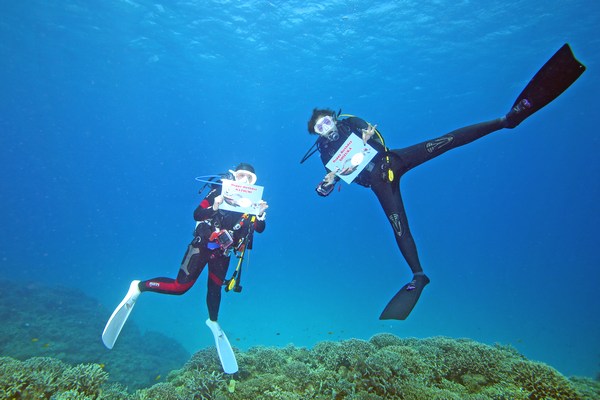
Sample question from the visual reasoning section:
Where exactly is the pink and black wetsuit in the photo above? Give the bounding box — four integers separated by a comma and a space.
138, 186, 265, 321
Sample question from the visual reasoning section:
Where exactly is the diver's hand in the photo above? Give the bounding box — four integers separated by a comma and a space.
361, 123, 377, 145
212, 195, 224, 211
258, 200, 269, 216
316, 172, 335, 197
323, 171, 337, 186
316, 171, 337, 197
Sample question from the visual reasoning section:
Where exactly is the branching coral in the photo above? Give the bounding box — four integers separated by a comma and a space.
369, 333, 404, 349
511, 360, 581, 400
313, 338, 374, 372
243, 346, 288, 372
59, 363, 108, 396
132, 382, 182, 400
0, 357, 28, 398
183, 348, 222, 373
0, 356, 118, 399
0, 280, 189, 391
163, 336, 591, 399
3, 334, 596, 400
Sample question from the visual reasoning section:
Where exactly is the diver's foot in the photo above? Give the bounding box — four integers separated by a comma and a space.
504, 98, 532, 129
123, 280, 142, 308
379, 273, 431, 320
206, 319, 224, 338
406, 273, 430, 291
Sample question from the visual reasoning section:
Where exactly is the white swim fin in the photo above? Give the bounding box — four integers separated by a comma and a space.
102, 280, 141, 349
205, 319, 238, 374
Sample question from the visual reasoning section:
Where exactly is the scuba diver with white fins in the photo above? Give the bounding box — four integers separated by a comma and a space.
102, 163, 268, 374
302, 43, 586, 320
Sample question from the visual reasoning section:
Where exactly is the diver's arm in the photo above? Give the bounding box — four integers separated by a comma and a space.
345, 116, 369, 131
346, 117, 385, 149
194, 188, 220, 221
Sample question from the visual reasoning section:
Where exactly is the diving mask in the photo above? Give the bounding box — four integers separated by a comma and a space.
314, 115, 338, 140
229, 169, 257, 185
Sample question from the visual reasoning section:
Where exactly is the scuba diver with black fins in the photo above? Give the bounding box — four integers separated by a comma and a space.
101, 163, 268, 374
302, 43, 586, 321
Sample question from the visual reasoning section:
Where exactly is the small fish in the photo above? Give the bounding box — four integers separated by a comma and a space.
31, 338, 39, 342
155, 375, 161, 381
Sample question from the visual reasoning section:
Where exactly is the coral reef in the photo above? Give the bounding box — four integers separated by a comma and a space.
0, 280, 189, 390
0, 356, 112, 399
3, 334, 596, 399
140, 334, 599, 399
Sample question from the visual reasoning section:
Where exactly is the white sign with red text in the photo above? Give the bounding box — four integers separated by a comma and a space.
325, 133, 377, 183
219, 179, 264, 215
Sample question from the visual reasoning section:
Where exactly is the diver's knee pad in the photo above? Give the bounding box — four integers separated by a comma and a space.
388, 213, 404, 237
180, 244, 200, 276
425, 134, 454, 154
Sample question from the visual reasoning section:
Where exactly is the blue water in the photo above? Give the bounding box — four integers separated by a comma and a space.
1, 1, 599, 379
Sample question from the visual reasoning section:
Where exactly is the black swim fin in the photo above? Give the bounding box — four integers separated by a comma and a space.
379, 274, 430, 320
505, 43, 586, 128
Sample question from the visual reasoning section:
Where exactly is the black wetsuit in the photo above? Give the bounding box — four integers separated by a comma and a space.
316, 116, 506, 276
138, 187, 266, 321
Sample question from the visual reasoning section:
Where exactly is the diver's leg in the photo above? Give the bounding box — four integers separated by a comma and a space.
371, 176, 423, 275
102, 243, 207, 348
392, 118, 505, 171
140, 244, 209, 295
371, 176, 430, 320
206, 255, 231, 322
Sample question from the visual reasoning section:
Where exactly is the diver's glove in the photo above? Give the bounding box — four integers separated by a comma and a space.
255, 201, 268, 221
212, 195, 224, 211
361, 123, 377, 145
